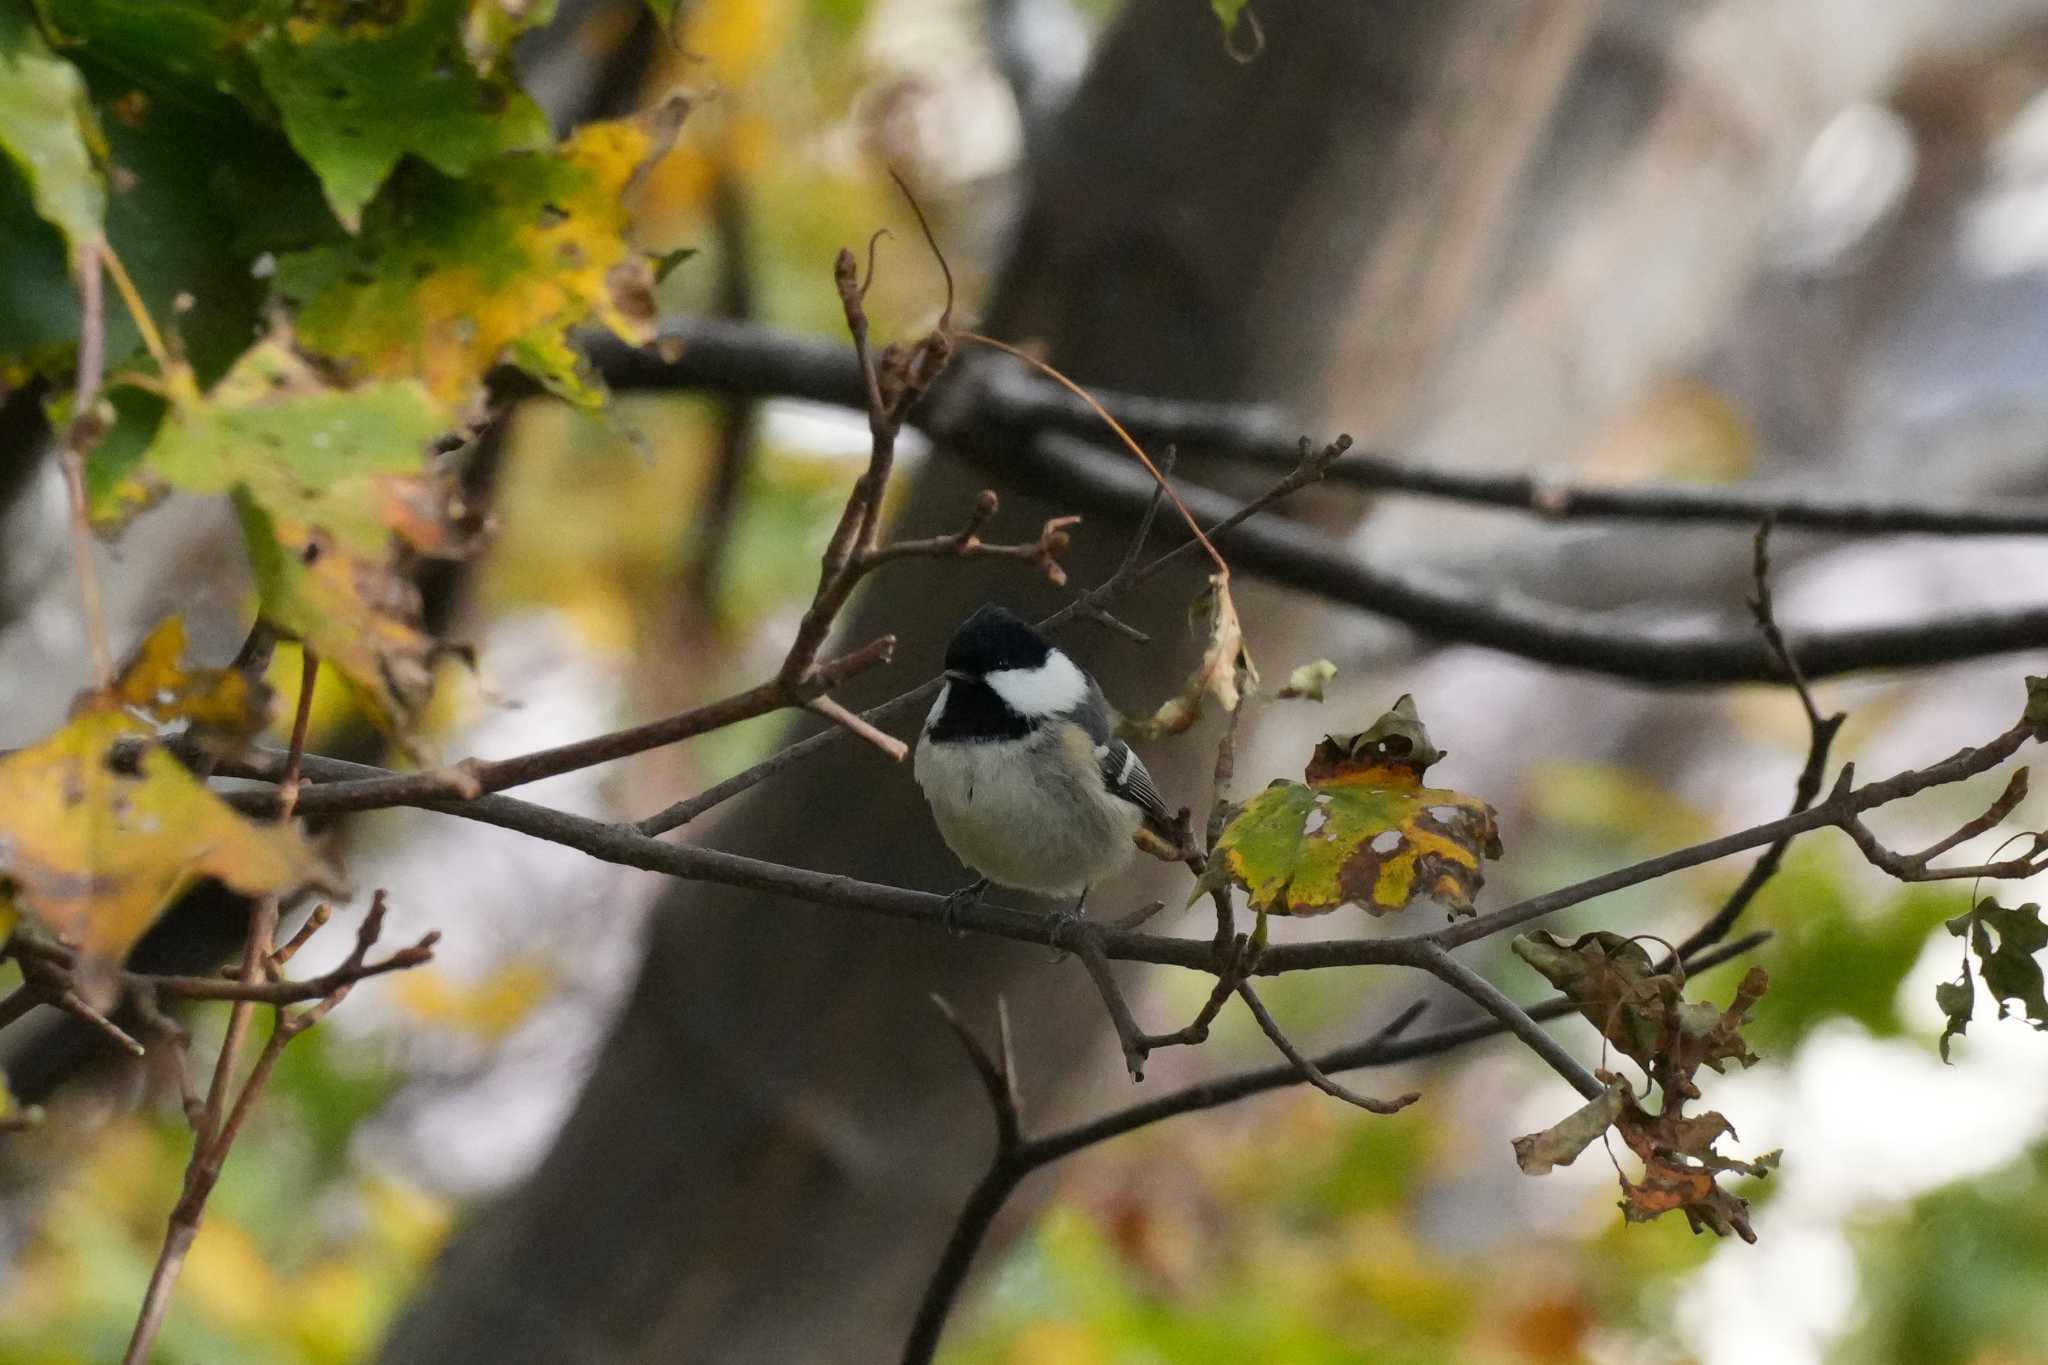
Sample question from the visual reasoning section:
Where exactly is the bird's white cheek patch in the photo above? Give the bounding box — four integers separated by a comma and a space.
985, 650, 1087, 717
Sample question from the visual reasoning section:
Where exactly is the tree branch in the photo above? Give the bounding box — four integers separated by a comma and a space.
593, 316, 2048, 536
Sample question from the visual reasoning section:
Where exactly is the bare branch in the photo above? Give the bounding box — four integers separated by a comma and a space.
1668, 520, 1846, 961
1235, 979, 1418, 1114
597, 316, 2048, 536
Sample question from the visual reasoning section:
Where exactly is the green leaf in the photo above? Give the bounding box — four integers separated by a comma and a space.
126, 337, 459, 554
1210, 0, 1249, 39
0, 155, 77, 372
234, 490, 442, 734
250, 0, 550, 230
0, 0, 104, 250
1943, 900, 2048, 1051
1936, 973, 1974, 1064
276, 102, 686, 406
1512, 1080, 1628, 1175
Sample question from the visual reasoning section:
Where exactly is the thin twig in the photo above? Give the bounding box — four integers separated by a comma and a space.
120, 893, 432, 1365
1668, 520, 1845, 960
231, 636, 896, 819
275, 650, 320, 821
210, 715, 2035, 978
1235, 979, 1419, 1114
633, 436, 1344, 836
807, 694, 911, 762
62, 237, 111, 690
1413, 944, 1603, 1099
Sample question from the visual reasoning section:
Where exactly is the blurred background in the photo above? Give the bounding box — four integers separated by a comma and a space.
7, 0, 2048, 1361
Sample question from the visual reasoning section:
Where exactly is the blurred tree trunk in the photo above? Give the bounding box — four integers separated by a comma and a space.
377, 3, 1553, 1360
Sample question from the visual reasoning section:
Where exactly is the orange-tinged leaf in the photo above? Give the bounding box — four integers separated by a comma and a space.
1202, 696, 1500, 918
0, 710, 340, 960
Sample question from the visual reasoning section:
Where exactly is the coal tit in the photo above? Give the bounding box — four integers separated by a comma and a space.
914, 604, 1175, 923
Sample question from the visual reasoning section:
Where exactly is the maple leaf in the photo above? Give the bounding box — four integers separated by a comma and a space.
236, 492, 444, 735
0, 619, 340, 961
1202, 695, 1501, 918
276, 98, 688, 408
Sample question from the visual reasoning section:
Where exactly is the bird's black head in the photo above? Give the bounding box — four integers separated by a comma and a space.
943, 604, 1051, 679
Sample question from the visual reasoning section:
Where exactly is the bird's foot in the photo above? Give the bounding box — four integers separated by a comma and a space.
1046, 888, 1090, 962
939, 877, 991, 937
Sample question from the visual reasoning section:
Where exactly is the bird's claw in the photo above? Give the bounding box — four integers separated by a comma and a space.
1046, 890, 1090, 962
939, 878, 990, 937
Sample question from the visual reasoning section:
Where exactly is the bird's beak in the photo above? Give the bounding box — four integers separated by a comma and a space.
943, 670, 971, 683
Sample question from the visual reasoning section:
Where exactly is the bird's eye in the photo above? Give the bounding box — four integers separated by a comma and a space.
1377, 736, 1412, 758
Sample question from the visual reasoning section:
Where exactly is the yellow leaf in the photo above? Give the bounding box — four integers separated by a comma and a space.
1120, 575, 1256, 740
390, 959, 553, 1040
109, 616, 272, 746
237, 492, 442, 736
0, 708, 340, 959
279, 99, 688, 407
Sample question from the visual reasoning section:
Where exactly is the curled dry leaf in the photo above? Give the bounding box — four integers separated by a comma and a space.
1277, 659, 1337, 701
1511, 931, 1763, 1083
1119, 575, 1255, 741
1200, 695, 1501, 918
1512, 929, 1776, 1242
0, 622, 340, 961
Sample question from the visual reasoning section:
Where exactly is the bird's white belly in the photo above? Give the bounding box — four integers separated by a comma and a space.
914, 731, 1141, 897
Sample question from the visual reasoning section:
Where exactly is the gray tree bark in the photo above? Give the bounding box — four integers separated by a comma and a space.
376, 4, 1510, 1360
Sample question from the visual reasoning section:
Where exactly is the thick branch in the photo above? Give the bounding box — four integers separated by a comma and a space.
594, 317, 2048, 535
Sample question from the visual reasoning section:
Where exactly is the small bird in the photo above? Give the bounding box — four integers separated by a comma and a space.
914, 604, 1178, 932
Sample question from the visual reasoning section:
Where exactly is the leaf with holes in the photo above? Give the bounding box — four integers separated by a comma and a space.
1201, 695, 1501, 918
275, 98, 687, 407
1608, 1077, 1779, 1243
0, 640, 338, 961
249, 0, 550, 230
1120, 575, 1256, 740
1937, 898, 2048, 1061
0, 3, 104, 251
